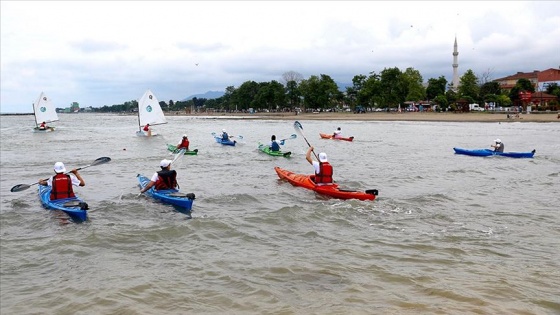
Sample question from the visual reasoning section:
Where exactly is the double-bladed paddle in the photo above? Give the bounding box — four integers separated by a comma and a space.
280, 134, 297, 144
170, 148, 186, 165
10, 157, 112, 192
293, 121, 319, 160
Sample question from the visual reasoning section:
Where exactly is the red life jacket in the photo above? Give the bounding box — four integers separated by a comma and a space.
315, 162, 333, 184
178, 139, 190, 149
155, 170, 178, 190
50, 173, 75, 200
143, 125, 150, 131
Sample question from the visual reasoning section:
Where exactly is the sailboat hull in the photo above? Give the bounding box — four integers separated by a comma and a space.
33, 127, 56, 133
136, 130, 159, 137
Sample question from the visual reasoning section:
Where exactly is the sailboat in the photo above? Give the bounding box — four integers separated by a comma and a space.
136, 89, 167, 137
32, 92, 59, 132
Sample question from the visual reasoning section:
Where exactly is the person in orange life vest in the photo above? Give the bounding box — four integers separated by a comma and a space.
38, 162, 85, 200
177, 134, 190, 151
305, 146, 333, 185
139, 159, 178, 193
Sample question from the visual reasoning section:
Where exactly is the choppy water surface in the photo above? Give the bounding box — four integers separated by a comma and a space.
1, 113, 559, 314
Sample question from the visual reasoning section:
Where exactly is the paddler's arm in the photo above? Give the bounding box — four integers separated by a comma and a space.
70, 169, 85, 187
140, 181, 155, 194
306, 146, 315, 165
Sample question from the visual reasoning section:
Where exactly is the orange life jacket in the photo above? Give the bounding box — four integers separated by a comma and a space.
315, 162, 333, 184
50, 173, 75, 200
155, 170, 178, 190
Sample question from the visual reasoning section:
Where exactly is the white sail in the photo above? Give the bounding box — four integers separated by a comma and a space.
33, 92, 59, 125
137, 89, 167, 129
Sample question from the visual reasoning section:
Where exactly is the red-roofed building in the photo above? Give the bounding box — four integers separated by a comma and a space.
537, 68, 560, 91
494, 70, 539, 91
494, 68, 560, 92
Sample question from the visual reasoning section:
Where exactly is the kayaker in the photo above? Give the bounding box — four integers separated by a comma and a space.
139, 159, 178, 193
143, 123, 152, 137
491, 139, 505, 152
221, 129, 230, 141
38, 162, 85, 200
306, 146, 333, 185
269, 135, 284, 152
333, 127, 342, 139
177, 134, 190, 151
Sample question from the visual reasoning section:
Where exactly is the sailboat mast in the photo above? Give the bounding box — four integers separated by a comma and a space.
32, 101, 38, 126
137, 100, 142, 131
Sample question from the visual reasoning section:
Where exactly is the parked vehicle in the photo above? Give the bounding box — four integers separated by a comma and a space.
469, 103, 484, 111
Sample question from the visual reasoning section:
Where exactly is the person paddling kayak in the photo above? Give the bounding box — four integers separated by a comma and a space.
176, 134, 190, 151
333, 127, 342, 139
269, 135, 284, 152
491, 139, 504, 152
305, 146, 333, 185
38, 162, 85, 200
139, 159, 178, 194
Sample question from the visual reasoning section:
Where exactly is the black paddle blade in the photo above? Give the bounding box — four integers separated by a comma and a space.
10, 184, 32, 193
366, 189, 379, 196
294, 121, 303, 131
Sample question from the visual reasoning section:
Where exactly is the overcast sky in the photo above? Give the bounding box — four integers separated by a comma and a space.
1, 1, 559, 113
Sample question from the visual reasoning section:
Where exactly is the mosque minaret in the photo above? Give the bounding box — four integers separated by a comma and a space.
452, 36, 459, 91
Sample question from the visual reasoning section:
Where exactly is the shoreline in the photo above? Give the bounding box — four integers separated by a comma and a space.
4, 111, 559, 122
165, 111, 560, 123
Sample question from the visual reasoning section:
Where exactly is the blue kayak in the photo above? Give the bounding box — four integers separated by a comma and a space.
453, 147, 536, 158
214, 135, 236, 146
137, 174, 195, 212
38, 185, 88, 222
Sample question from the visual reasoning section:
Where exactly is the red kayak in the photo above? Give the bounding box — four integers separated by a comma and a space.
274, 167, 378, 201
319, 133, 354, 142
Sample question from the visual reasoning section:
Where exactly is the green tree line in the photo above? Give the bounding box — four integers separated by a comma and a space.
91, 67, 560, 113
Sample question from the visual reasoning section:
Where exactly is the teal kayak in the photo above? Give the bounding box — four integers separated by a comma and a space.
258, 142, 291, 157
137, 174, 195, 214
166, 144, 199, 155
38, 185, 89, 222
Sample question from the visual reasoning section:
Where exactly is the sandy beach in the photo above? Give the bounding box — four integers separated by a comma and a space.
175, 111, 560, 123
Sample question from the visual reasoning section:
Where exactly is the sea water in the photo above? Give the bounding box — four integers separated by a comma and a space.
1, 113, 559, 314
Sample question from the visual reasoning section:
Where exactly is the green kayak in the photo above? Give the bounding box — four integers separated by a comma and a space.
258, 142, 291, 157
167, 144, 199, 155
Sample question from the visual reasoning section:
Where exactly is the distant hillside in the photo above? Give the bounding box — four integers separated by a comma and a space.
182, 90, 224, 101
